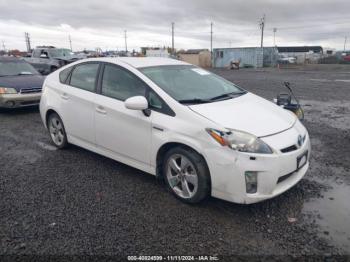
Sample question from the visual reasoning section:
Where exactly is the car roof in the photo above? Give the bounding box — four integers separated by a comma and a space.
84, 57, 190, 68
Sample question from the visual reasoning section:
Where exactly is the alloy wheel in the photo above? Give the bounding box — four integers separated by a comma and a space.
166, 154, 198, 199
49, 116, 65, 146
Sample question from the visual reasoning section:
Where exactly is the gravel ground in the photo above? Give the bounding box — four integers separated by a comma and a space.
1, 67, 350, 261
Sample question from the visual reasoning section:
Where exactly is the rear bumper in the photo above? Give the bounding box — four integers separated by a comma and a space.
0, 93, 41, 108
205, 126, 311, 204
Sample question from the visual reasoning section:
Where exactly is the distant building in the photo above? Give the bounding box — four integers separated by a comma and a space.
213, 46, 326, 68
141, 47, 170, 58
178, 49, 211, 68
213, 47, 277, 68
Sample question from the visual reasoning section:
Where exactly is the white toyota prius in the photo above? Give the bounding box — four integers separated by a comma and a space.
40, 57, 310, 204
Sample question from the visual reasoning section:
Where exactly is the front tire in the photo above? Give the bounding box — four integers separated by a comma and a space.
163, 147, 210, 203
47, 112, 68, 149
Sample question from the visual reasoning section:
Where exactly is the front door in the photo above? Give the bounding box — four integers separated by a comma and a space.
94, 63, 152, 170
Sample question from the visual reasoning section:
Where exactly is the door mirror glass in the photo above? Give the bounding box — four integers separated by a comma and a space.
124, 96, 148, 110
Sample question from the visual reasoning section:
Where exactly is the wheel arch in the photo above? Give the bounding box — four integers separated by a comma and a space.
45, 108, 63, 128
155, 142, 211, 187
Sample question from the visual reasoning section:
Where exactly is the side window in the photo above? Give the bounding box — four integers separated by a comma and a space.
148, 89, 175, 117
101, 64, 146, 101
69, 63, 99, 92
32, 49, 41, 58
59, 66, 73, 84
148, 90, 163, 109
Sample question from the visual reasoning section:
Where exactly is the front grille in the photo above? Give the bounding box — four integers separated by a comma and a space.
20, 87, 42, 94
281, 145, 298, 153
277, 171, 294, 184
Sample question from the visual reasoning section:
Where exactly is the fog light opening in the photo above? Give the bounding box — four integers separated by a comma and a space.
6, 101, 15, 107
245, 171, 257, 194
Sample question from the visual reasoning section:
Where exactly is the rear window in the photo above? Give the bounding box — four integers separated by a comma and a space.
59, 67, 73, 84
69, 63, 99, 92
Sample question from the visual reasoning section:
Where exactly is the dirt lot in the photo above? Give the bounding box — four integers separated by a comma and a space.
1, 67, 349, 260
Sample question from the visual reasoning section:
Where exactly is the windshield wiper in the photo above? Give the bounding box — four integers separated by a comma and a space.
208, 91, 247, 101
178, 91, 247, 105
178, 98, 211, 104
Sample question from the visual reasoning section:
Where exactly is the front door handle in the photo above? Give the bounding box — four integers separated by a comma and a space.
61, 93, 69, 100
96, 105, 107, 115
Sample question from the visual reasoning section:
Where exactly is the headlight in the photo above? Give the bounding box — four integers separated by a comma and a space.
206, 128, 273, 154
0, 87, 17, 94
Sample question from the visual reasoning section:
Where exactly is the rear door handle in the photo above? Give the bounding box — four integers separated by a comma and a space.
61, 93, 69, 100
96, 105, 107, 115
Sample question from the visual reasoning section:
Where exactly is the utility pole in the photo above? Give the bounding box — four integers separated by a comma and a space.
69, 34, 73, 51
210, 22, 213, 67
124, 30, 128, 53
344, 36, 348, 51
273, 28, 277, 46
259, 14, 265, 48
171, 22, 175, 56
259, 15, 265, 67
24, 32, 31, 53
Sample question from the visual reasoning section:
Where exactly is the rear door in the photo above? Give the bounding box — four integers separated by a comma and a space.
61, 62, 100, 145
94, 63, 152, 169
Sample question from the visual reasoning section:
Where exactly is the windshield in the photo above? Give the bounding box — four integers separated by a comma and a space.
0, 61, 39, 76
48, 49, 73, 58
140, 65, 245, 103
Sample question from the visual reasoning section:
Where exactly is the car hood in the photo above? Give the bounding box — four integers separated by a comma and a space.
0, 74, 45, 92
189, 92, 296, 137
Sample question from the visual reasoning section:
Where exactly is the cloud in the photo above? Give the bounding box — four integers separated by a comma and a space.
0, 0, 349, 51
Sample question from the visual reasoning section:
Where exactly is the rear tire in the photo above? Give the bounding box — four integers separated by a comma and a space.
47, 112, 68, 149
163, 146, 210, 204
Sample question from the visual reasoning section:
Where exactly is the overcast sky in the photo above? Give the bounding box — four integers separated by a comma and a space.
0, 0, 349, 52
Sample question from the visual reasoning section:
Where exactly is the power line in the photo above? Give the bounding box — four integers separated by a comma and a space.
267, 20, 350, 31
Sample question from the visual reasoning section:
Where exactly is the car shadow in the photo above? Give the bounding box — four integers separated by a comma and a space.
69, 140, 317, 219
0, 105, 39, 115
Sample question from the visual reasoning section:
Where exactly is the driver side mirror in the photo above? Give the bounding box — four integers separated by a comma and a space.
125, 96, 148, 110
124, 96, 151, 116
